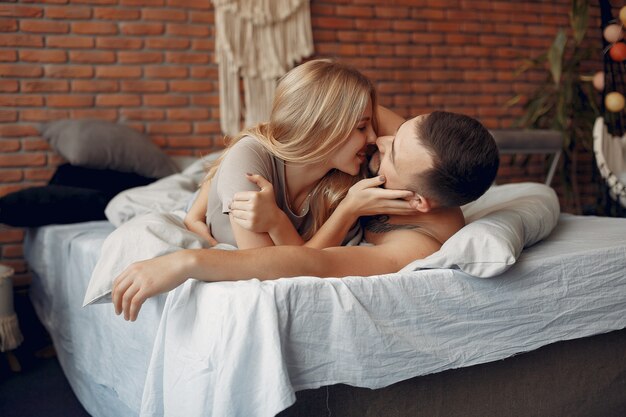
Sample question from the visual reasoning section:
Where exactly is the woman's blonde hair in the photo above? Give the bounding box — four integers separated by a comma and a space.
206, 59, 377, 239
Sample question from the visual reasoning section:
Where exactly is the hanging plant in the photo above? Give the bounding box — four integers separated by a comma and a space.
508, 0, 600, 214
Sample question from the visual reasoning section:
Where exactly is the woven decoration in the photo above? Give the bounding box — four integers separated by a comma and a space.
212, 0, 314, 136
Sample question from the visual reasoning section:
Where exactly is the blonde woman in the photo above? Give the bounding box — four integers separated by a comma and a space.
184, 59, 416, 249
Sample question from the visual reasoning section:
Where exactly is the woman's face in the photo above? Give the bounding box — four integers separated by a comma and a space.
329, 101, 376, 176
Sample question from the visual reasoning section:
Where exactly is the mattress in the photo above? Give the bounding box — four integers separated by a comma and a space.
24, 214, 626, 417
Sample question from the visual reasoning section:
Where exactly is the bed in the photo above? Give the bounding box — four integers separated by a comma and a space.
24, 149, 626, 416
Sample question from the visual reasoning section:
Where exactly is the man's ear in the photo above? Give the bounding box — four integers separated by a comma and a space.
409, 194, 432, 212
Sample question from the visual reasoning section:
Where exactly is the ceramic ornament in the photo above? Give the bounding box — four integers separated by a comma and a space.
605, 91, 625, 112
593, 71, 605, 91
609, 42, 626, 61
603, 23, 624, 43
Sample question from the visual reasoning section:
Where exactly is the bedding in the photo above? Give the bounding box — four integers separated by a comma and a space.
26, 214, 626, 417
24, 157, 626, 416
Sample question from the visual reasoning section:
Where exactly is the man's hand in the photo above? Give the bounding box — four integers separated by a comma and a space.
112, 252, 191, 322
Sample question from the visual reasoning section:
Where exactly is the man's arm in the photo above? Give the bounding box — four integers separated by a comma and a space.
112, 231, 440, 321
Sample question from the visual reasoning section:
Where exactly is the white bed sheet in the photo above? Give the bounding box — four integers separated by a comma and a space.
25, 214, 626, 417
25, 221, 167, 417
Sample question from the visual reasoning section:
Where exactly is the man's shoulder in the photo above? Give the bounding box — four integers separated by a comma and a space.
362, 215, 443, 264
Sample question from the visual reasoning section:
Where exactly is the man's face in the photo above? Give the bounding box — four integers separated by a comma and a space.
368, 115, 434, 191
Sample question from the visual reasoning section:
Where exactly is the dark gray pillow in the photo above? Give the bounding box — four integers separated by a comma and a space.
40, 119, 179, 179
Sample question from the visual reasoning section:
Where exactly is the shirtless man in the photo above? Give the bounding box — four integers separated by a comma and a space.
112, 110, 500, 321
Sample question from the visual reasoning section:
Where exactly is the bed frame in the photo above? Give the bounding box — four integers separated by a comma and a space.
279, 328, 626, 417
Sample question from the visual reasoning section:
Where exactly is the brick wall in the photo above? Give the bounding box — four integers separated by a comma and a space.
0, 0, 607, 283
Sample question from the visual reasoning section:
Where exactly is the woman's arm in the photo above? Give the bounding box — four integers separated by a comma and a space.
303, 176, 416, 249
183, 180, 217, 244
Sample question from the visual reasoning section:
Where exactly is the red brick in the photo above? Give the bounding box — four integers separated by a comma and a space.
0, 124, 39, 138
71, 0, 118, 4
0, 94, 43, 106
337, 6, 373, 18
47, 35, 94, 49
0, 64, 42, 77
0, 170, 22, 182
22, 139, 52, 151
0, 19, 17, 32
190, 67, 217, 78
0, 153, 45, 167
69, 50, 116, 64
72, 80, 118, 92
95, 94, 141, 107
45, 64, 94, 78
191, 39, 213, 51
165, 52, 210, 64
0, 229, 25, 243
147, 122, 191, 134
96, 37, 143, 50
167, 135, 212, 148
189, 11, 213, 24
46, 95, 95, 108
21, 80, 69, 93
96, 65, 142, 79
20, 109, 69, 122
0, 140, 20, 152
0, 5, 43, 18
312, 17, 354, 30
46, 6, 92, 19
166, 23, 209, 37
192, 95, 219, 107
0, 34, 43, 47
145, 66, 188, 78
121, 0, 166, 6
120, 23, 164, 36
19, 49, 67, 63
145, 38, 189, 50
2, 244, 23, 258
24, 167, 55, 182
167, 108, 209, 121
118, 51, 163, 64
72, 21, 118, 35
169, 80, 213, 93
94, 7, 141, 20
0, 110, 17, 122
120, 80, 167, 93
143, 8, 187, 21
0, 50, 16, 62
70, 109, 118, 120
194, 122, 221, 134
121, 109, 165, 121
21, 20, 69, 34
143, 94, 189, 107
164, 0, 211, 10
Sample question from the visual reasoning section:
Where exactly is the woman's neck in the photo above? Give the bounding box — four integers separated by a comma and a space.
284, 162, 328, 212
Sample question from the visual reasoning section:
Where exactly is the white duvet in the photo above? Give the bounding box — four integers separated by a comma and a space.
82, 154, 604, 417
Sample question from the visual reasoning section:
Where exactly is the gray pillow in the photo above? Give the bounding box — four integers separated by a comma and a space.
40, 119, 179, 179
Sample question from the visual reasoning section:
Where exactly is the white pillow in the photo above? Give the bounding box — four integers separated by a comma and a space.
400, 182, 560, 278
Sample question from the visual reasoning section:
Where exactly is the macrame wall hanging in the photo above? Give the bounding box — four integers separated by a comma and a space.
212, 0, 314, 137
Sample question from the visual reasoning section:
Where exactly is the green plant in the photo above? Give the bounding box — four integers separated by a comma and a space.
509, 0, 600, 214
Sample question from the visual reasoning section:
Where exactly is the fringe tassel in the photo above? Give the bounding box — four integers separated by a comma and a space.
0, 314, 23, 352
212, 0, 314, 136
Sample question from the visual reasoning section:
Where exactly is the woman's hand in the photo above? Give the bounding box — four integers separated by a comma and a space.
229, 174, 284, 234
112, 252, 191, 321
341, 176, 417, 217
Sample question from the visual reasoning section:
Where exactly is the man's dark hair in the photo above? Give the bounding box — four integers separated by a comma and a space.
414, 111, 500, 207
